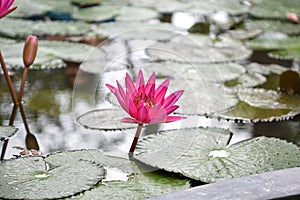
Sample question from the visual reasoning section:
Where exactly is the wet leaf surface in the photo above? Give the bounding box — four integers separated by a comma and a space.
0, 126, 18, 141
135, 128, 300, 183
0, 156, 106, 199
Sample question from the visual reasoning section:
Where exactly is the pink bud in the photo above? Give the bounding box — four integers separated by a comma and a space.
286, 13, 300, 23
23, 35, 38, 67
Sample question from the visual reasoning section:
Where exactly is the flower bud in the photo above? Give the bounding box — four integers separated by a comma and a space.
23, 35, 38, 67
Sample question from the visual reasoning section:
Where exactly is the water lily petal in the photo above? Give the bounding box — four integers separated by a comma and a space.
137, 105, 150, 123
165, 116, 187, 123
128, 99, 137, 118
125, 72, 136, 96
121, 117, 138, 123
136, 70, 145, 94
145, 72, 156, 96
106, 84, 116, 94
163, 90, 184, 108
155, 78, 170, 105
166, 105, 180, 115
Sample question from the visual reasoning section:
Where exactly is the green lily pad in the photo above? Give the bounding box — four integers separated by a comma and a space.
93, 22, 184, 41
269, 47, 300, 60
76, 109, 137, 130
250, 0, 299, 19
71, 0, 101, 7
1, 40, 106, 69
0, 156, 106, 199
186, 0, 250, 16
246, 32, 300, 50
77, 171, 190, 200
219, 88, 300, 122
72, 5, 119, 22
245, 63, 287, 76
0, 18, 92, 38
116, 6, 159, 21
146, 34, 252, 63
10, 0, 52, 18
0, 126, 18, 141
244, 20, 300, 35
135, 128, 300, 183
135, 62, 246, 83
45, 149, 139, 174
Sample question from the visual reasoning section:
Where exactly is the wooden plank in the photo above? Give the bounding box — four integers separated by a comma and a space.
150, 167, 300, 200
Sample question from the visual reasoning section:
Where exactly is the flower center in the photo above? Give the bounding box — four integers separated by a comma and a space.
134, 93, 155, 109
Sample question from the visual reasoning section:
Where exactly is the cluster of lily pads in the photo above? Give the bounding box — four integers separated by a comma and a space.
1, 0, 300, 199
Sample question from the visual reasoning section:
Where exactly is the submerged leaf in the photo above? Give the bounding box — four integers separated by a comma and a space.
279, 70, 300, 95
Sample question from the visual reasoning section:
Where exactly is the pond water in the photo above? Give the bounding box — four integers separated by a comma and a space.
1, 54, 299, 159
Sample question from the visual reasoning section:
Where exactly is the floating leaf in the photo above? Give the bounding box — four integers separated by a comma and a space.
269, 47, 300, 60
279, 70, 300, 95
0, 156, 106, 199
219, 88, 300, 122
78, 171, 190, 200
245, 63, 287, 76
244, 20, 300, 35
250, 0, 299, 19
0, 18, 92, 38
1, 40, 106, 69
134, 62, 246, 83
186, 0, 250, 16
71, 0, 100, 8
45, 149, 139, 174
72, 5, 119, 22
93, 22, 184, 41
116, 6, 159, 21
135, 128, 300, 183
0, 126, 18, 141
146, 34, 252, 63
246, 32, 300, 50
76, 109, 137, 130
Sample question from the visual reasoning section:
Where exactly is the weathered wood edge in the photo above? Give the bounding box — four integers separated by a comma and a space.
150, 167, 300, 200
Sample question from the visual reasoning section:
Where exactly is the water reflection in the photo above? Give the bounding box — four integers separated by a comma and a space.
1, 62, 299, 159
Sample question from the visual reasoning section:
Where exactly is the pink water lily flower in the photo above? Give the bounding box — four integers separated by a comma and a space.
106, 70, 186, 124
0, 0, 17, 19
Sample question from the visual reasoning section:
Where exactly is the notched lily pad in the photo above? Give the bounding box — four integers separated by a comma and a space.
219, 88, 300, 122
0, 18, 92, 39
0, 126, 18, 141
250, 0, 299, 19
244, 19, 300, 35
146, 35, 252, 63
135, 129, 300, 183
1, 40, 106, 69
76, 109, 137, 130
45, 149, 139, 174
0, 156, 106, 199
78, 171, 190, 200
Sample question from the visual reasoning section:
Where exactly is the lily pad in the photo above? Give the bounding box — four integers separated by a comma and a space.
135, 128, 300, 183
0, 18, 92, 38
72, 5, 119, 22
134, 62, 246, 83
1, 40, 106, 69
250, 0, 299, 19
246, 32, 300, 50
244, 20, 300, 35
186, 0, 250, 16
219, 88, 300, 122
77, 171, 190, 200
93, 22, 184, 41
245, 63, 287, 76
0, 156, 106, 199
45, 149, 139, 174
76, 109, 137, 130
116, 6, 159, 21
146, 34, 252, 63
269, 47, 300, 60
0, 126, 18, 141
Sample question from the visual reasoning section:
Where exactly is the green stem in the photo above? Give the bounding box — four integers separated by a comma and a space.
129, 123, 143, 156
